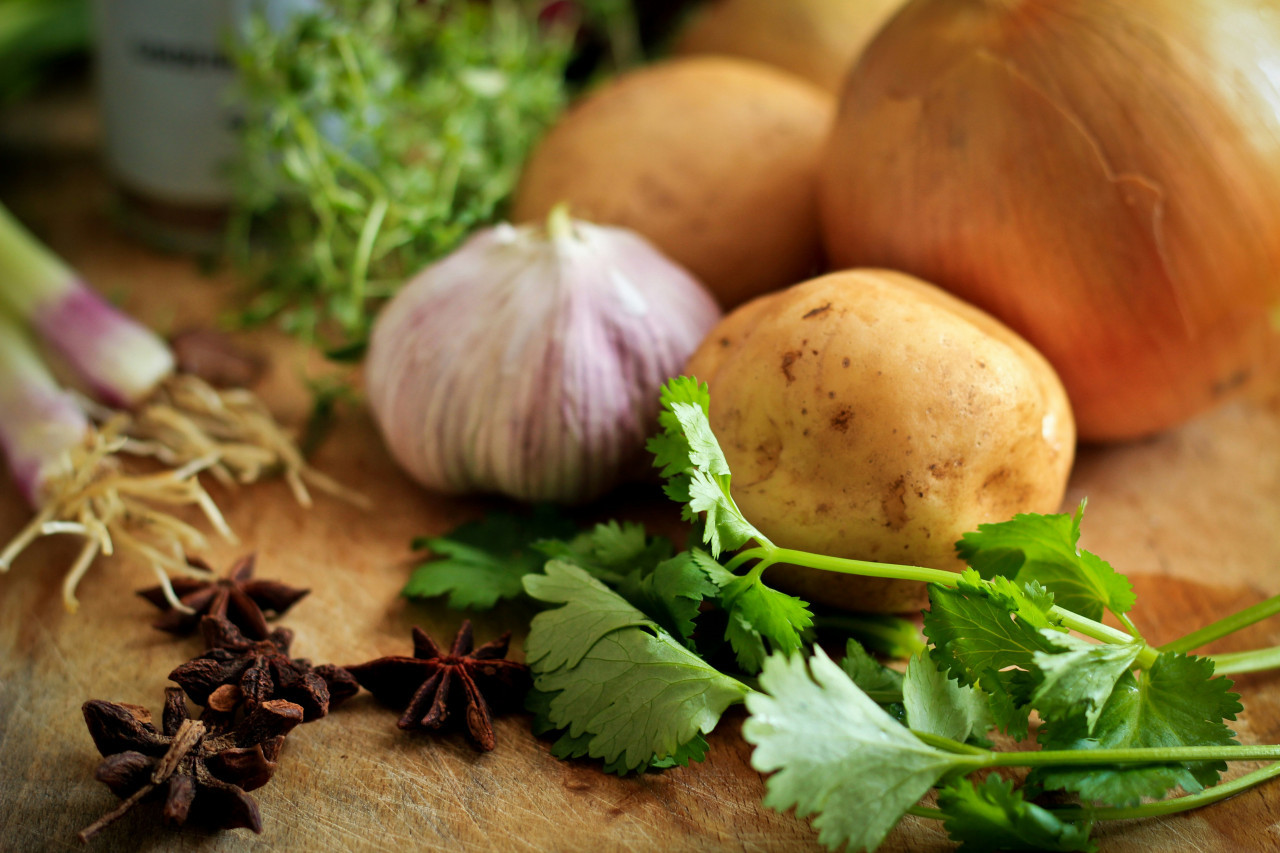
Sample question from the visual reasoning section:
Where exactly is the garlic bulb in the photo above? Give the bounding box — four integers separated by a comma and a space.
365, 209, 723, 503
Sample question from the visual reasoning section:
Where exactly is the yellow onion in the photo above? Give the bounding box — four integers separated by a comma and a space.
674, 0, 906, 93
821, 0, 1280, 441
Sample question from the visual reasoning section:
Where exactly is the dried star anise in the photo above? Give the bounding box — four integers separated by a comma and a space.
79, 687, 303, 841
168, 616, 357, 725
137, 554, 309, 639
345, 621, 530, 751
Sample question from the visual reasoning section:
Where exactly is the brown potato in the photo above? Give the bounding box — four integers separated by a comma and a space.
512, 57, 833, 309
686, 269, 1075, 612
675, 0, 905, 94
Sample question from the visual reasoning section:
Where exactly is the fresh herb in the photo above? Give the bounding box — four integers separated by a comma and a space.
229, 0, 577, 349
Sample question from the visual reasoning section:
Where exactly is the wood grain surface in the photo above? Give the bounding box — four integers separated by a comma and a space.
4, 93, 1280, 853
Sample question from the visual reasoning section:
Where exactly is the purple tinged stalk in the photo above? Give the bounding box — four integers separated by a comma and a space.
0, 203, 174, 408
0, 312, 89, 506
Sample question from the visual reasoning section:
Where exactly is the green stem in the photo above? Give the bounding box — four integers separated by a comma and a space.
984, 743, 1280, 767
1061, 761, 1280, 821
1209, 646, 1280, 675
911, 730, 988, 756
1163, 593, 1280, 654
764, 545, 1153, 665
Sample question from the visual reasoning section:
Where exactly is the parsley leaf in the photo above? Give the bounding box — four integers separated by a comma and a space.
744, 648, 976, 853
524, 561, 749, 771
957, 505, 1135, 622
938, 776, 1097, 853
923, 570, 1063, 738
647, 377, 768, 557
1031, 632, 1143, 732
1032, 652, 1243, 805
903, 651, 993, 745
403, 507, 576, 608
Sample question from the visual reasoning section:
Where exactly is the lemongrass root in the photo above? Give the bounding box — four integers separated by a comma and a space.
113, 373, 369, 509
0, 420, 226, 612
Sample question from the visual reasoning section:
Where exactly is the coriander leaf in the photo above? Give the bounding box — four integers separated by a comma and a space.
535, 627, 749, 771
646, 376, 768, 557
1031, 631, 1143, 732
939, 776, 1097, 853
403, 507, 576, 608
924, 570, 1062, 738
535, 519, 672, 580
701, 563, 812, 673
616, 550, 719, 647
523, 561, 656, 671
903, 651, 993, 745
744, 648, 976, 853
841, 639, 904, 705
1033, 652, 1242, 805
529, 688, 712, 775
818, 611, 927, 659
957, 505, 1135, 622
525, 561, 749, 772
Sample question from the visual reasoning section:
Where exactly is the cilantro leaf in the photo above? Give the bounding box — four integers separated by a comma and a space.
403, 507, 576, 609
938, 776, 1097, 853
646, 376, 768, 557
524, 561, 749, 772
528, 688, 711, 775
535, 520, 673, 580
1032, 652, 1243, 805
700, 556, 813, 673
744, 648, 976, 853
923, 571, 1063, 738
1031, 632, 1143, 732
957, 506, 1135, 622
819, 611, 927, 659
523, 561, 657, 671
903, 651, 993, 745
840, 639, 904, 705
616, 550, 719, 647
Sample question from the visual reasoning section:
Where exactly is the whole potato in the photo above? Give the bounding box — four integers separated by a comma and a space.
686, 269, 1075, 612
512, 57, 833, 309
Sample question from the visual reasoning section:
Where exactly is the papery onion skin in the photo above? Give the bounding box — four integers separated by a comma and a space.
365, 217, 723, 503
821, 0, 1280, 441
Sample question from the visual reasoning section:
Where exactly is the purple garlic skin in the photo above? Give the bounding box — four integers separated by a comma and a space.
366, 216, 723, 503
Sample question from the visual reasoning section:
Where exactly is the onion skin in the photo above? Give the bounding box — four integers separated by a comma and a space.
365, 217, 722, 504
821, 0, 1280, 441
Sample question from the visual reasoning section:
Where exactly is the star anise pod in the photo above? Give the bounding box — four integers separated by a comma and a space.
345, 621, 530, 751
168, 616, 358, 725
137, 554, 309, 639
79, 687, 303, 841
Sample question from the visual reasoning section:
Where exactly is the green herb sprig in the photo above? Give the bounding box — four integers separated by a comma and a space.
229, 0, 576, 350
406, 376, 1280, 849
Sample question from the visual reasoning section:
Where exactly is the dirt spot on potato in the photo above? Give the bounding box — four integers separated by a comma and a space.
781, 350, 802, 383
830, 407, 854, 433
928, 458, 964, 479
882, 477, 909, 531
982, 467, 1011, 490
842, 357, 851, 368
802, 302, 832, 319
815, 503, 832, 515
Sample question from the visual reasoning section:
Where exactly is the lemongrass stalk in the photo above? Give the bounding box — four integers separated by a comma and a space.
0, 309, 87, 504
0, 202, 173, 406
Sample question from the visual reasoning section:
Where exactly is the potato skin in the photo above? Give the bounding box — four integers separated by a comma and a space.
686, 270, 1075, 612
512, 57, 833, 309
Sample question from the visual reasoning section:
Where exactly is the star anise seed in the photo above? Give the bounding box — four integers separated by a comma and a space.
345, 621, 529, 751
137, 554, 309, 639
79, 687, 304, 841
168, 616, 358, 726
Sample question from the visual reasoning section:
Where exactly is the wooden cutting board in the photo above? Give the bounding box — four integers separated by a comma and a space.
4, 98, 1280, 853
